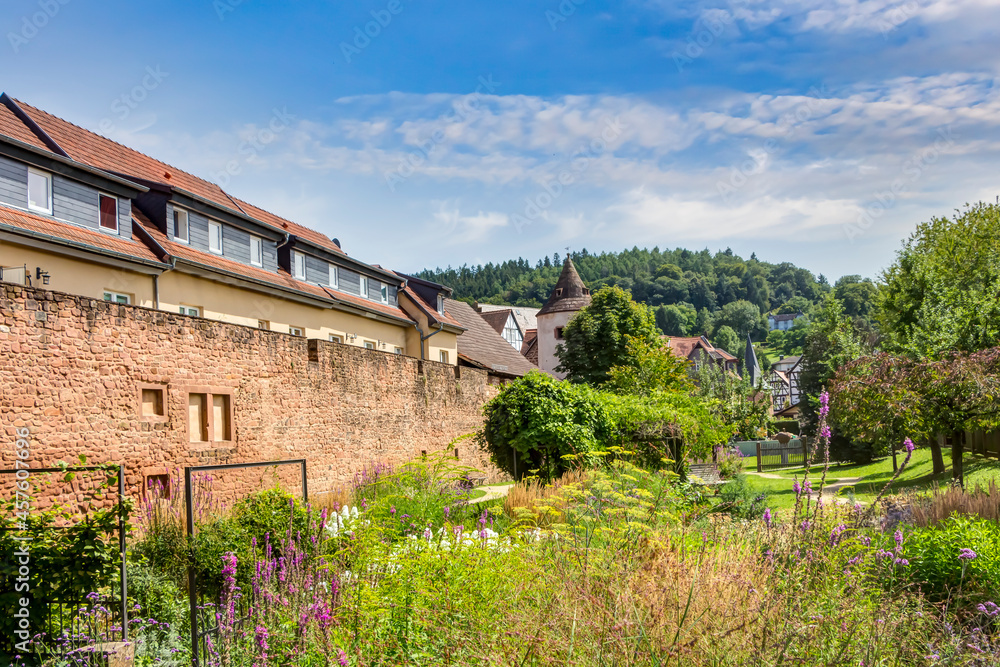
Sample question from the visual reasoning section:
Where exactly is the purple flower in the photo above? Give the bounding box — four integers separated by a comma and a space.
959, 548, 977, 560
977, 602, 999, 618
894, 529, 904, 552
819, 425, 831, 439
389, 506, 396, 515
803, 479, 813, 494
903, 438, 915, 453
763, 508, 772, 527
337, 648, 349, 666
793, 481, 802, 495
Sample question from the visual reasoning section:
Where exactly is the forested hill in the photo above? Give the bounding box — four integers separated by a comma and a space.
417, 247, 878, 342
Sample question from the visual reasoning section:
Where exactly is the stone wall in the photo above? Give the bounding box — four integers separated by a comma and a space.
0, 284, 499, 506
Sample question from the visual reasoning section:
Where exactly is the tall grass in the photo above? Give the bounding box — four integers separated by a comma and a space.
911, 479, 1000, 527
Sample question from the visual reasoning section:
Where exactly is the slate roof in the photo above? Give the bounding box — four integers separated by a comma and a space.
446, 298, 537, 378
537, 257, 591, 316
397, 284, 464, 330
136, 209, 415, 321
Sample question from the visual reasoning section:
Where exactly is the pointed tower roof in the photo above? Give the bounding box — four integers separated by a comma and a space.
744, 333, 761, 387
538, 256, 592, 316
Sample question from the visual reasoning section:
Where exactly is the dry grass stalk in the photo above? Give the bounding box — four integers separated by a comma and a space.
311, 486, 354, 513
910, 479, 1000, 527
503, 469, 586, 517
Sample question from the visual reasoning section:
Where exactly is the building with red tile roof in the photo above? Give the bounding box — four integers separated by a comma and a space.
0, 93, 460, 363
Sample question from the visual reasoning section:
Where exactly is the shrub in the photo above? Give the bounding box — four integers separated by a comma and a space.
715, 445, 745, 479
905, 514, 1000, 603
478, 371, 614, 481
717, 473, 770, 520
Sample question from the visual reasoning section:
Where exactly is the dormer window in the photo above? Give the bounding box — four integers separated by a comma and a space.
360, 276, 369, 298
174, 209, 189, 243
380, 283, 388, 304
437, 294, 444, 314
250, 235, 263, 267
208, 221, 223, 254
99, 195, 118, 232
292, 251, 306, 280
554, 288, 563, 297
328, 264, 338, 288
27, 168, 52, 215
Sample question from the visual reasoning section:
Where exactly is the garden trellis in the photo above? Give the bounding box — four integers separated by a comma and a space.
0, 464, 128, 661
184, 459, 308, 667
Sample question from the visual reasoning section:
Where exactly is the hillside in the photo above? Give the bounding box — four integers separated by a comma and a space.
418, 246, 878, 346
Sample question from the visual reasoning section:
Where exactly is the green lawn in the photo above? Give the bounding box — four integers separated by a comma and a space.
743, 448, 1000, 510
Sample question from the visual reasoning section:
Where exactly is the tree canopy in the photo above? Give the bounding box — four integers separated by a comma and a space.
555, 285, 660, 385
417, 246, 845, 341
879, 201, 1000, 358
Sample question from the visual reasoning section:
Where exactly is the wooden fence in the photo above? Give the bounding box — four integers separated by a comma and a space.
755, 439, 809, 472
967, 429, 1000, 459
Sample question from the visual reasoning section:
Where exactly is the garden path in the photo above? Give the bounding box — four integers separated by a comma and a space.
469, 484, 513, 505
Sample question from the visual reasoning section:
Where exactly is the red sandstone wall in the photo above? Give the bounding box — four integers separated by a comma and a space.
0, 284, 501, 507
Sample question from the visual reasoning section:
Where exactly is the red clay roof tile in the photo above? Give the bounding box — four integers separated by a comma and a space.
0, 204, 165, 265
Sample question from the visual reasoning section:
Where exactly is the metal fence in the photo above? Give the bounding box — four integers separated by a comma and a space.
753, 439, 808, 472
185, 459, 308, 667
0, 465, 128, 662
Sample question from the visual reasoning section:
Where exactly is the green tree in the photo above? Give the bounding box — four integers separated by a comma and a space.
694, 362, 773, 441
556, 285, 660, 386
714, 300, 764, 340
799, 295, 870, 440
477, 371, 614, 480
655, 303, 694, 336
606, 336, 694, 397
879, 201, 1000, 358
713, 325, 740, 357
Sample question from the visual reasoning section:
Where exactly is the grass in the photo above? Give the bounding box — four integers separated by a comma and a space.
466, 488, 488, 500
744, 448, 1000, 510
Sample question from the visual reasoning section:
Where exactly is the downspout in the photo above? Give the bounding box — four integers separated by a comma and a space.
153, 257, 176, 310
415, 321, 445, 360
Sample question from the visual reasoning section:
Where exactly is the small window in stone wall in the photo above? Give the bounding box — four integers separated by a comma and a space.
146, 473, 170, 499
139, 384, 167, 421
187, 390, 234, 444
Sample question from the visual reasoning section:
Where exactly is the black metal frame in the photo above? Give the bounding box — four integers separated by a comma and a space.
184, 459, 308, 667
0, 465, 128, 655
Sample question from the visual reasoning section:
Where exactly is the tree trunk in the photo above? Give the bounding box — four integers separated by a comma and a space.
891, 446, 898, 473
928, 436, 946, 475
952, 430, 965, 487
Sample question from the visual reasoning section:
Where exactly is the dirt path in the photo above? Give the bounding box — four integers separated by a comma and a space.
746, 471, 865, 504
468, 484, 513, 505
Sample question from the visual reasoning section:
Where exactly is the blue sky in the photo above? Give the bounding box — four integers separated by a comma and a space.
2, 0, 998, 281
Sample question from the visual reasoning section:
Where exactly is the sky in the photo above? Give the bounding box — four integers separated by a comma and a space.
2, 0, 998, 282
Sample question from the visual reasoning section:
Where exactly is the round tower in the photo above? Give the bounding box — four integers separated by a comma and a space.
536, 256, 591, 378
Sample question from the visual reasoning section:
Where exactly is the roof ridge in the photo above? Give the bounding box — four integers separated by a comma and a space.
13, 98, 211, 186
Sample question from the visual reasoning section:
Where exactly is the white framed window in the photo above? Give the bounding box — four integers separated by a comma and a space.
27, 168, 52, 215
363, 340, 375, 350
103, 291, 130, 304
250, 235, 263, 267
328, 263, 338, 288
292, 251, 306, 280
394, 346, 403, 355
208, 221, 223, 254
98, 194, 118, 232
179, 305, 201, 317
360, 276, 369, 299
380, 283, 389, 304
329, 334, 343, 344
439, 350, 449, 364
437, 294, 445, 314
290, 326, 304, 337
173, 208, 189, 243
